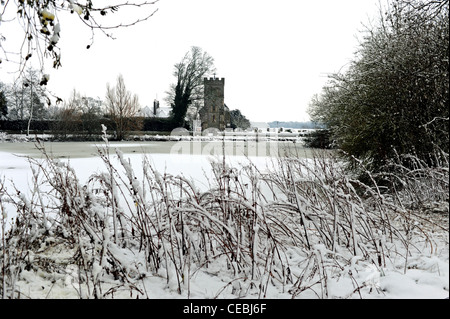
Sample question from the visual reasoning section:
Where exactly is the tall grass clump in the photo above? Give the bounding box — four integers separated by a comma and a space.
1, 134, 448, 299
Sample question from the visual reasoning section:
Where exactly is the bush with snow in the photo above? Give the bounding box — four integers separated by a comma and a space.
0, 139, 448, 299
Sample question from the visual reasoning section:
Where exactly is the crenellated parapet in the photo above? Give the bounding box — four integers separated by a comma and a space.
204, 77, 225, 84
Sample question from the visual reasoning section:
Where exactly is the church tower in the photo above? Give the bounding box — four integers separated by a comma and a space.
200, 77, 227, 131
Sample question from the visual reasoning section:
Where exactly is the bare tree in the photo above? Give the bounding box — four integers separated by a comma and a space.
53, 90, 82, 140
24, 68, 48, 135
165, 46, 216, 127
105, 74, 140, 140
3, 68, 47, 134
0, 0, 159, 81
52, 89, 103, 140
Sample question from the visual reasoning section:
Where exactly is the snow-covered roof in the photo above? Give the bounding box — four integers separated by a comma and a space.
139, 106, 152, 117
155, 107, 170, 118
139, 106, 171, 118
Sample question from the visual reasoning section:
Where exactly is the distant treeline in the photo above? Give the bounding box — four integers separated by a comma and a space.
268, 121, 324, 129
0, 117, 177, 140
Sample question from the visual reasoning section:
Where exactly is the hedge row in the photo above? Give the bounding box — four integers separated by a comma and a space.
0, 117, 177, 134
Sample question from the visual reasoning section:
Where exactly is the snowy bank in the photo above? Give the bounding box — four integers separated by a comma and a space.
0, 141, 448, 300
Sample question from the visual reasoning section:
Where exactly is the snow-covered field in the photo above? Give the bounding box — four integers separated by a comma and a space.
0, 139, 448, 300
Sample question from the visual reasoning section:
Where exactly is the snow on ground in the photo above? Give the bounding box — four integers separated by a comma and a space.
0, 142, 448, 299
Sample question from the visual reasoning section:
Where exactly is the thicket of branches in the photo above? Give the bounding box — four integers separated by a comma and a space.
105, 74, 141, 141
1, 1, 159, 138
165, 46, 216, 128
1, 137, 447, 298
1, 0, 159, 81
0, 72, 149, 140
308, 0, 449, 174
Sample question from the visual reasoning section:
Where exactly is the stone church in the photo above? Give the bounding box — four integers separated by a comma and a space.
199, 77, 230, 131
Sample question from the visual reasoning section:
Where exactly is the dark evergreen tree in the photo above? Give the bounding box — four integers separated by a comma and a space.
303, 129, 334, 149
171, 79, 193, 128
166, 47, 216, 127
0, 86, 7, 119
229, 109, 251, 130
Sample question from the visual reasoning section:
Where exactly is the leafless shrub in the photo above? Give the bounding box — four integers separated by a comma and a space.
1, 138, 447, 299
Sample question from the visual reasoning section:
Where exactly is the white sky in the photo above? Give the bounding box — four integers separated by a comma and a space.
1, 0, 381, 122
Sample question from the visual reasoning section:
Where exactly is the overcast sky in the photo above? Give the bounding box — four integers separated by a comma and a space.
1, 0, 382, 122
